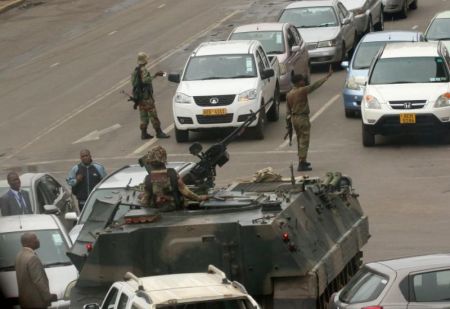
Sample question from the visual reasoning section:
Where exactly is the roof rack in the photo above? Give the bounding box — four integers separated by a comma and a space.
208, 264, 229, 284
124, 272, 144, 291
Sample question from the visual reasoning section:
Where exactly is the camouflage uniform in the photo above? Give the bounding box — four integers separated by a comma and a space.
286, 75, 330, 163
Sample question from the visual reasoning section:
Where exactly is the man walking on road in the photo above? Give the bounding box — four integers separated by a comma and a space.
67, 149, 106, 211
287, 66, 332, 171
0, 172, 33, 216
131, 52, 170, 140
15, 232, 57, 309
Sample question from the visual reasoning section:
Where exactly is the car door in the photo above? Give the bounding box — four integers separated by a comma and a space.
368, 0, 382, 26
337, 2, 355, 53
407, 268, 450, 308
291, 26, 310, 78
256, 47, 274, 111
285, 26, 301, 76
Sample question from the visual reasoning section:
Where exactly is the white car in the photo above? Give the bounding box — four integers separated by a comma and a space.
424, 10, 450, 52
361, 41, 450, 146
83, 265, 261, 309
0, 214, 78, 308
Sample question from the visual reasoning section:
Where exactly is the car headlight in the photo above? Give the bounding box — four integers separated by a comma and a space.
174, 92, 192, 104
364, 95, 381, 109
317, 39, 337, 48
279, 63, 287, 76
238, 89, 257, 103
434, 93, 450, 108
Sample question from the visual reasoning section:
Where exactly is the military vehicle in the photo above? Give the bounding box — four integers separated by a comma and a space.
67, 110, 370, 309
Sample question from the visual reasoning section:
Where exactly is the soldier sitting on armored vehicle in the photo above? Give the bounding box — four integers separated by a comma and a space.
140, 146, 208, 211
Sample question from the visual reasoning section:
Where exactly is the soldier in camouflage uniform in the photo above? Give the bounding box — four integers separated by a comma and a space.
131, 52, 170, 140
287, 66, 332, 171
140, 145, 208, 211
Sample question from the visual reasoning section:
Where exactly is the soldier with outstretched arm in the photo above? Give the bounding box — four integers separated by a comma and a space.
286, 66, 333, 171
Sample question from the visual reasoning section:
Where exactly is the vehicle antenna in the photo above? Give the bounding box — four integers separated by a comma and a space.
19, 215, 23, 230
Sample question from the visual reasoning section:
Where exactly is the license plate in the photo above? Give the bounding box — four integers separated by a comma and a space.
203, 108, 226, 116
400, 113, 416, 124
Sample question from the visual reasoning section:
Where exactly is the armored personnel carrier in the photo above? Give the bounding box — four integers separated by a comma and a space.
67, 113, 370, 308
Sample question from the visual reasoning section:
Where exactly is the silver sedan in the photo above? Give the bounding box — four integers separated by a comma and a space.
382, 0, 418, 18
340, 0, 384, 36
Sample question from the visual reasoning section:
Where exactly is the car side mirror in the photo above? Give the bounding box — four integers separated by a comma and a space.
43, 204, 59, 214
261, 68, 274, 79
342, 17, 350, 25
83, 304, 100, 309
168, 73, 181, 83
341, 61, 349, 69
291, 45, 300, 53
65, 212, 78, 221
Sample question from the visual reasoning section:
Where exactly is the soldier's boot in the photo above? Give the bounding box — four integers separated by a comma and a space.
141, 128, 153, 140
156, 128, 170, 138
297, 161, 312, 172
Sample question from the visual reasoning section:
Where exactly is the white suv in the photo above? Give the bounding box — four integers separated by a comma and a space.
361, 42, 450, 146
83, 265, 260, 309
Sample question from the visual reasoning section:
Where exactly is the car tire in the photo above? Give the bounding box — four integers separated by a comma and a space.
362, 124, 375, 147
410, 0, 418, 10
399, 0, 408, 18
374, 8, 384, 31
267, 87, 280, 122
248, 108, 265, 140
175, 127, 189, 143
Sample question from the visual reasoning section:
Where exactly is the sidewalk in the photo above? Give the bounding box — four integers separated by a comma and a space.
0, 0, 25, 13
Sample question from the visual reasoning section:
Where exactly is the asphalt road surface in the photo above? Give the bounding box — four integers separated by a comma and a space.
1, 0, 450, 263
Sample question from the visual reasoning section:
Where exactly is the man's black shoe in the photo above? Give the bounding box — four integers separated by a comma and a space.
141, 130, 153, 140
297, 162, 312, 172
156, 130, 170, 138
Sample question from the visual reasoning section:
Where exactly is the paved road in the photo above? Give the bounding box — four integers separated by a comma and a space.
1, 0, 450, 262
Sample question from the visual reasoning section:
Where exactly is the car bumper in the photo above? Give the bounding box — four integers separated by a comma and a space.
342, 88, 363, 111
308, 46, 340, 64
173, 100, 260, 130
383, 0, 403, 13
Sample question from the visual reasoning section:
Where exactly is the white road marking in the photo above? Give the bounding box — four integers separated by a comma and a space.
108, 30, 118, 36
2, 10, 240, 162
129, 124, 174, 156
277, 94, 340, 149
50, 62, 59, 68
158, 4, 166, 9
412, 25, 418, 30
72, 123, 122, 144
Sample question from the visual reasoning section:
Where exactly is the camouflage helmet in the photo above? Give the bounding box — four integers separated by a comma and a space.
146, 145, 167, 164
137, 52, 149, 65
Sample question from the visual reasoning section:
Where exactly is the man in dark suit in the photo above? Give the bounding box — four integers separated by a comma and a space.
0, 172, 33, 216
15, 232, 57, 309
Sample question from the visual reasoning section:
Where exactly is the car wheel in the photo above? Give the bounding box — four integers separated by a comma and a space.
410, 0, 418, 10
374, 8, 384, 31
267, 87, 280, 122
362, 124, 375, 147
175, 127, 189, 143
248, 107, 265, 140
400, 0, 408, 18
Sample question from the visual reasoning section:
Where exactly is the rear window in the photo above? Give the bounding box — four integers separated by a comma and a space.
352, 41, 386, 69
230, 31, 285, 55
369, 57, 449, 84
339, 267, 388, 304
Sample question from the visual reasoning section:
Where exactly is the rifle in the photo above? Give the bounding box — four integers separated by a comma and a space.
284, 113, 293, 146
182, 102, 269, 189
120, 90, 139, 110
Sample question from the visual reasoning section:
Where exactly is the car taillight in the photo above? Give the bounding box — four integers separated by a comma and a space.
85, 242, 93, 252
362, 306, 383, 309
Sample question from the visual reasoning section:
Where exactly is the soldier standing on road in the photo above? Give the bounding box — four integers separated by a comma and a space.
131, 52, 170, 140
287, 66, 332, 171
67, 149, 107, 211
140, 146, 208, 212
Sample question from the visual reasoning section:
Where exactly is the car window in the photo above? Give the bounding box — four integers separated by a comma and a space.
255, 51, 265, 74
369, 57, 449, 84
117, 293, 129, 309
412, 269, 450, 302
339, 267, 388, 304
292, 27, 303, 46
353, 41, 386, 69
279, 7, 338, 28
337, 3, 349, 20
286, 28, 296, 49
258, 47, 270, 68
425, 18, 450, 40
102, 287, 119, 309
0, 229, 70, 270
229, 31, 285, 54
157, 298, 253, 308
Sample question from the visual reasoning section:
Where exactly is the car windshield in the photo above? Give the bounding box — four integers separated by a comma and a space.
353, 42, 386, 69
157, 298, 252, 308
230, 31, 285, 54
183, 54, 257, 81
339, 267, 388, 304
369, 57, 449, 84
0, 229, 71, 270
426, 18, 450, 40
279, 7, 338, 28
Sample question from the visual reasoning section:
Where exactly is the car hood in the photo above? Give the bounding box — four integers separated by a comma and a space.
177, 79, 258, 96
367, 83, 450, 102
0, 265, 78, 299
297, 27, 340, 43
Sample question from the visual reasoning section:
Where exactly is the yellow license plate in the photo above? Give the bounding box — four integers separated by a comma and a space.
400, 113, 416, 124
203, 108, 226, 116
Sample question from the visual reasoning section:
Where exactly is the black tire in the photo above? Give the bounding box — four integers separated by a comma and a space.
410, 0, 418, 10
362, 124, 375, 147
399, 0, 408, 18
267, 87, 280, 122
374, 9, 384, 31
248, 108, 265, 140
175, 127, 189, 143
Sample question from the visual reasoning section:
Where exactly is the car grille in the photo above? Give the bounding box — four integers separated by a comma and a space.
194, 95, 235, 107
389, 100, 426, 110
196, 114, 233, 124
306, 43, 317, 50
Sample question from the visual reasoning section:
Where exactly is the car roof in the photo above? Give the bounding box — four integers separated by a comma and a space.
368, 254, 450, 272
434, 10, 450, 19
361, 31, 421, 43
232, 23, 287, 33
0, 214, 60, 233
193, 40, 259, 56
380, 42, 440, 58
125, 272, 247, 304
284, 0, 336, 9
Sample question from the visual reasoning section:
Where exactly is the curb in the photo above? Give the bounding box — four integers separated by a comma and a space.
0, 0, 25, 14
